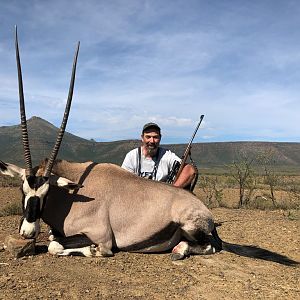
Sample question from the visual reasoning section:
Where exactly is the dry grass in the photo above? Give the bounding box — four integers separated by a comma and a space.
195, 174, 300, 215
0, 186, 23, 216
0, 176, 21, 187
0, 201, 22, 216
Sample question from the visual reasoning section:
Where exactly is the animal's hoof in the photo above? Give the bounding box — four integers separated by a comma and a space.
97, 246, 113, 257
170, 253, 185, 261
90, 244, 97, 256
48, 234, 55, 242
90, 244, 114, 257
101, 250, 113, 257
204, 244, 216, 254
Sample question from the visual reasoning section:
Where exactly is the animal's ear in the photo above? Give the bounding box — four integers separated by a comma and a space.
49, 175, 83, 190
0, 160, 25, 179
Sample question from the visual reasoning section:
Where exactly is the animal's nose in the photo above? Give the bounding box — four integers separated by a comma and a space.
20, 230, 35, 239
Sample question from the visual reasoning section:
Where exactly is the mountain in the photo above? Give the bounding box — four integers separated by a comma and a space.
0, 116, 140, 166
1, 117, 300, 173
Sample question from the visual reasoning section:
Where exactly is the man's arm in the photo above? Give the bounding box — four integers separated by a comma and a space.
173, 164, 196, 188
165, 151, 196, 188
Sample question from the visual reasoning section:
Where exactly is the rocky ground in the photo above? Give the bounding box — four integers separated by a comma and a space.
0, 187, 299, 299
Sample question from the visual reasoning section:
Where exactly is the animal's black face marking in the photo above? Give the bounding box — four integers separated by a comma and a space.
22, 175, 49, 209
20, 174, 50, 234
20, 188, 25, 214
18, 216, 24, 232
24, 196, 41, 222
26, 175, 48, 190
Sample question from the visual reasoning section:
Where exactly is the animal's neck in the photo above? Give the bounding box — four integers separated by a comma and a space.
51, 160, 93, 183
41, 186, 72, 236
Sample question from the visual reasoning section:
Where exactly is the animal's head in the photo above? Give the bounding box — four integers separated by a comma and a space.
0, 27, 80, 238
0, 160, 81, 238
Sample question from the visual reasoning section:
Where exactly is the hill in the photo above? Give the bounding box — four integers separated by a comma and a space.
1, 117, 300, 174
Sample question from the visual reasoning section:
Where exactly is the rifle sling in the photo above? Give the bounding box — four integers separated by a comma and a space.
138, 147, 161, 180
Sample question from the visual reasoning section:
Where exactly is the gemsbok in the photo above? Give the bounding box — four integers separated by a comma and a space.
0, 28, 298, 265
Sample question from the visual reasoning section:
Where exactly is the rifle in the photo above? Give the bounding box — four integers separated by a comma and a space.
166, 115, 204, 185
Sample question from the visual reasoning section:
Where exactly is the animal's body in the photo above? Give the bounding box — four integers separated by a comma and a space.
1, 159, 217, 259
45, 160, 215, 257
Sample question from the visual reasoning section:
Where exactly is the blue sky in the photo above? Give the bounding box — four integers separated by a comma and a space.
0, 0, 299, 143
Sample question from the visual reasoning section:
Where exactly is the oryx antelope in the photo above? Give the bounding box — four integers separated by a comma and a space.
0, 29, 297, 265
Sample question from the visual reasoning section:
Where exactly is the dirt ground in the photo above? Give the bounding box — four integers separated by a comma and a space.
0, 187, 299, 300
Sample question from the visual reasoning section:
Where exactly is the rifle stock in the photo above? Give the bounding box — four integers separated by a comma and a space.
166, 115, 204, 184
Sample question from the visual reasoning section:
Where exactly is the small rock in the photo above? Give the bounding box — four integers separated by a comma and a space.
4, 234, 36, 258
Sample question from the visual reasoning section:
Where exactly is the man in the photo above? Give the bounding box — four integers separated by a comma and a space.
121, 122, 197, 189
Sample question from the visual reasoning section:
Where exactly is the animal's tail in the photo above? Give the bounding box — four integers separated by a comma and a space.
211, 226, 299, 266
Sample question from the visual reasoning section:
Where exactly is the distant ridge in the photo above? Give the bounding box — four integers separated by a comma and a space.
1, 117, 299, 173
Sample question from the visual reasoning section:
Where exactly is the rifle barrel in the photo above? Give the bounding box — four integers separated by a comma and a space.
183, 115, 204, 157
174, 115, 204, 183
188, 115, 204, 145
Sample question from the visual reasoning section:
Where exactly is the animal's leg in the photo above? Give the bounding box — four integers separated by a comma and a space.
187, 242, 216, 255
170, 222, 218, 260
48, 227, 63, 241
185, 227, 224, 253
170, 240, 216, 261
171, 241, 189, 260
87, 223, 114, 256
48, 242, 113, 257
48, 241, 97, 257
48, 235, 113, 257
179, 216, 218, 254
94, 243, 114, 257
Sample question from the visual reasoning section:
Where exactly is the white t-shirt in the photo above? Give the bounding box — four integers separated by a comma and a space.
121, 147, 181, 182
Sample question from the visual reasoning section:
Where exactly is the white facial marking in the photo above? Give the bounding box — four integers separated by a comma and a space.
20, 177, 49, 238
19, 218, 40, 239
23, 179, 49, 209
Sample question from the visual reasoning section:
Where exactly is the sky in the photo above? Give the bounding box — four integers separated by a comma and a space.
0, 0, 299, 144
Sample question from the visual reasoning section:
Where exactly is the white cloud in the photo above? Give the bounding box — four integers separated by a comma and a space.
0, 0, 300, 143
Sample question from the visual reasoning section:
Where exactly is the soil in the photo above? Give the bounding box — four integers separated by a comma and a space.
0, 187, 299, 300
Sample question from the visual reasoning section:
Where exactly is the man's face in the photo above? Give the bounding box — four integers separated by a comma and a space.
141, 129, 161, 156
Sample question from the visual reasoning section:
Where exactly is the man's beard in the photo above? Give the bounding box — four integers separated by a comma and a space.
145, 144, 158, 156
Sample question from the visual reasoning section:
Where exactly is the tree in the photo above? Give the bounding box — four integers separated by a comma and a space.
199, 176, 223, 207
258, 149, 281, 207
227, 151, 257, 208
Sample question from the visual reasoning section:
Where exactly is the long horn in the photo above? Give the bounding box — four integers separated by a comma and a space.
15, 26, 33, 176
43, 42, 80, 177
